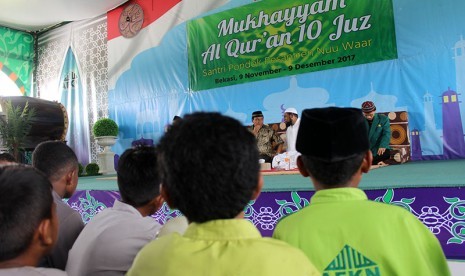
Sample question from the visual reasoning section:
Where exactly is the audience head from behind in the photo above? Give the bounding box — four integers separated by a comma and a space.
172, 115, 182, 125
32, 140, 79, 199
295, 107, 372, 190
273, 107, 450, 276
117, 146, 164, 216
128, 112, 320, 276
32, 141, 83, 271
0, 165, 58, 269
65, 146, 169, 276
0, 152, 16, 165
158, 112, 262, 223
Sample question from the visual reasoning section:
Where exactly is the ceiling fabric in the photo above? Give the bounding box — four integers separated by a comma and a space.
0, 0, 129, 32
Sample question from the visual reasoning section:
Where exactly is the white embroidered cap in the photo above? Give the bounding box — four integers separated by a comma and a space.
284, 107, 298, 115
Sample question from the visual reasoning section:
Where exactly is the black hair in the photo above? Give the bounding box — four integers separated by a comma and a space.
158, 112, 260, 223
300, 153, 365, 187
0, 152, 16, 162
0, 165, 53, 262
117, 146, 160, 207
32, 141, 78, 182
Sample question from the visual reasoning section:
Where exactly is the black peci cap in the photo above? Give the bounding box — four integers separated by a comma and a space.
251, 110, 264, 119
296, 107, 369, 162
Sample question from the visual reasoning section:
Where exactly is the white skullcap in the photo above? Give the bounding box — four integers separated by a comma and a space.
284, 107, 298, 115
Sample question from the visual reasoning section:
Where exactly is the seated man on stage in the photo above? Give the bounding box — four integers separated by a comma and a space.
361, 101, 391, 166
0, 166, 66, 276
273, 107, 450, 276
271, 107, 301, 170
128, 112, 319, 276
248, 110, 284, 163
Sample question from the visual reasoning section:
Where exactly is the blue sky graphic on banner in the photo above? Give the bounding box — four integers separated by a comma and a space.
108, 0, 465, 161
60, 47, 91, 165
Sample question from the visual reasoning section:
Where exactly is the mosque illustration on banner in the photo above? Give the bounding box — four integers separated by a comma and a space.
411, 36, 465, 160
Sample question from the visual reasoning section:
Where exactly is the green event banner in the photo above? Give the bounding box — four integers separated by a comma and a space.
187, 0, 397, 91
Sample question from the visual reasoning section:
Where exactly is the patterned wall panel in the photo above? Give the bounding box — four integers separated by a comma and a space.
36, 16, 108, 162
67, 187, 465, 260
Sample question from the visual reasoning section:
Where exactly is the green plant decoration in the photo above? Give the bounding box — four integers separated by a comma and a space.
78, 163, 84, 176
0, 100, 36, 161
85, 162, 100, 176
92, 118, 119, 137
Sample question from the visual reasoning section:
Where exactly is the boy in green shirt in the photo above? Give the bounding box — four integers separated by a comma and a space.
128, 112, 319, 276
273, 107, 450, 276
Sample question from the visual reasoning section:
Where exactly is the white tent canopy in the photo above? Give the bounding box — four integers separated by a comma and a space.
0, 0, 128, 32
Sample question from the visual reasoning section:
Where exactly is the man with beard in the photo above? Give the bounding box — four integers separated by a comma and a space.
283, 107, 300, 152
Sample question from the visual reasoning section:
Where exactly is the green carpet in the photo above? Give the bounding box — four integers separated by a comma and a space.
264, 159, 465, 191
77, 159, 465, 192
77, 175, 119, 191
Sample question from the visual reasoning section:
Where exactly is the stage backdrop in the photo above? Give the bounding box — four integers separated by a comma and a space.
106, 0, 465, 161
36, 16, 109, 165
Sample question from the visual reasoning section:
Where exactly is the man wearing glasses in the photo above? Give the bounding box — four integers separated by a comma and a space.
249, 110, 283, 163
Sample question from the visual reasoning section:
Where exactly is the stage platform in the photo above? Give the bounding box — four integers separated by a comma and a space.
69, 159, 465, 260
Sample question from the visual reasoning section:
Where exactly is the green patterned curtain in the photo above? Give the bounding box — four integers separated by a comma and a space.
0, 26, 34, 96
